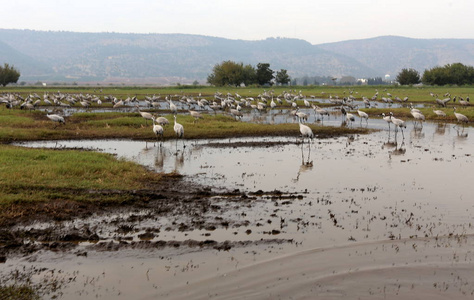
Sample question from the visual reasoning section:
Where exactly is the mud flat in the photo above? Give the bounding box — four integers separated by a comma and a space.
2, 120, 473, 299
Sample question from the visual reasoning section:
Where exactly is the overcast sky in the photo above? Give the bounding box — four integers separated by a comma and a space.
1, 0, 472, 44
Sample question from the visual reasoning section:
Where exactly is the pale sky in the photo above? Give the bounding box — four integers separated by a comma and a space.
1, 0, 472, 45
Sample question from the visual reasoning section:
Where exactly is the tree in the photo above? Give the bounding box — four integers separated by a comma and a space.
207, 60, 245, 87
241, 64, 256, 86
0, 63, 20, 87
275, 69, 290, 86
256, 63, 274, 86
396, 68, 421, 85
422, 63, 474, 85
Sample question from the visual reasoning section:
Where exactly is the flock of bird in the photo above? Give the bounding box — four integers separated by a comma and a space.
0, 89, 471, 146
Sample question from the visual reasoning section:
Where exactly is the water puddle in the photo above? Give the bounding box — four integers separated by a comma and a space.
5, 119, 473, 299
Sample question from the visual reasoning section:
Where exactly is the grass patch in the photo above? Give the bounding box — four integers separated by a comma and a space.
0, 144, 163, 207
0, 108, 372, 142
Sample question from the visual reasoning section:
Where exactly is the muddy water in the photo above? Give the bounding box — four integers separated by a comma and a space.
6, 120, 474, 299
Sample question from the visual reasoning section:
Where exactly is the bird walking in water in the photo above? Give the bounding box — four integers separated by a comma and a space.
382, 113, 392, 131
410, 110, 425, 128
151, 116, 164, 147
390, 112, 406, 139
173, 115, 185, 152
46, 112, 65, 128
168, 96, 177, 115
298, 119, 314, 143
357, 109, 369, 125
453, 107, 469, 129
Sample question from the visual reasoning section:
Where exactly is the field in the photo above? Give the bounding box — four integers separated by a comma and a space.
0, 84, 473, 299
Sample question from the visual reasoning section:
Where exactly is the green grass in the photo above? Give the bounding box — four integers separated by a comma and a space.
0, 144, 163, 206
0, 107, 372, 142
3, 84, 473, 102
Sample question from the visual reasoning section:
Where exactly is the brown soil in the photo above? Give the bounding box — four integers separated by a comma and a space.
0, 174, 294, 261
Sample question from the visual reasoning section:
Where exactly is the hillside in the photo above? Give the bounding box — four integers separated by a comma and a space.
0, 29, 472, 84
318, 35, 474, 76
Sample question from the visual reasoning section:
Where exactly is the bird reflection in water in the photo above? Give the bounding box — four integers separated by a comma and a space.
434, 122, 447, 136
389, 139, 406, 159
174, 150, 185, 172
154, 146, 165, 171
410, 126, 425, 140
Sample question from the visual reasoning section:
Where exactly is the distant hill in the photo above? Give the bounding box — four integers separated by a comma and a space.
0, 29, 472, 84
318, 35, 474, 77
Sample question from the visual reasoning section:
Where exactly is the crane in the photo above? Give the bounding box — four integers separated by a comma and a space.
173, 115, 185, 151
357, 109, 369, 125
46, 113, 65, 128
151, 116, 164, 146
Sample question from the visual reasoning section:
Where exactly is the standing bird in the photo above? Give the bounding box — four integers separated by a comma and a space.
189, 110, 203, 124
410, 110, 425, 128
299, 119, 314, 143
453, 107, 469, 128
344, 111, 355, 127
382, 113, 392, 131
136, 105, 153, 125
168, 96, 177, 115
173, 115, 185, 150
46, 113, 65, 128
312, 105, 330, 121
151, 116, 164, 146
357, 109, 369, 125
390, 112, 406, 139
270, 97, 277, 109
432, 106, 446, 118
155, 116, 170, 126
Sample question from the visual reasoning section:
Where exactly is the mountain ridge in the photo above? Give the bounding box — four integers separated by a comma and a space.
0, 29, 472, 84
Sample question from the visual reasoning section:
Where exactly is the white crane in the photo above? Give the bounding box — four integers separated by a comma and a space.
113, 99, 124, 108
46, 113, 65, 128
390, 112, 406, 138
230, 108, 243, 120
432, 106, 446, 118
381, 113, 392, 130
453, 107, 469, 128
357, 109, 369, 125
270, 97, 277, 109
312, 105, 330, 121
345, 112, 355, 127
295, 108, 309, 123
189, 110, 203, 123
151, 116, 164, 146
155, 116, 170, 126
173, 115, 185, 150
299, 120, 314, 144
410, 110, 425, 128
168, 96, 177, 115
136, 105, 153, 125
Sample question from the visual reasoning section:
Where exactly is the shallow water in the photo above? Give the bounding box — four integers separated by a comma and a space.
7, 119, 474, 299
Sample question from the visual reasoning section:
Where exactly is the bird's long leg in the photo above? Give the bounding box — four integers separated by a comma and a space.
301, 141, 305, 165
401, 128, 405, 139
307, 141, 311, 163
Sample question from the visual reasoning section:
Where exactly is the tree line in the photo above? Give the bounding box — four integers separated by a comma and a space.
207, 61, 290, 87
396, 63, 474, 85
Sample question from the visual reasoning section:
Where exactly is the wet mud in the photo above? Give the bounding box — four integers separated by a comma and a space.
1, 118, 473, 299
